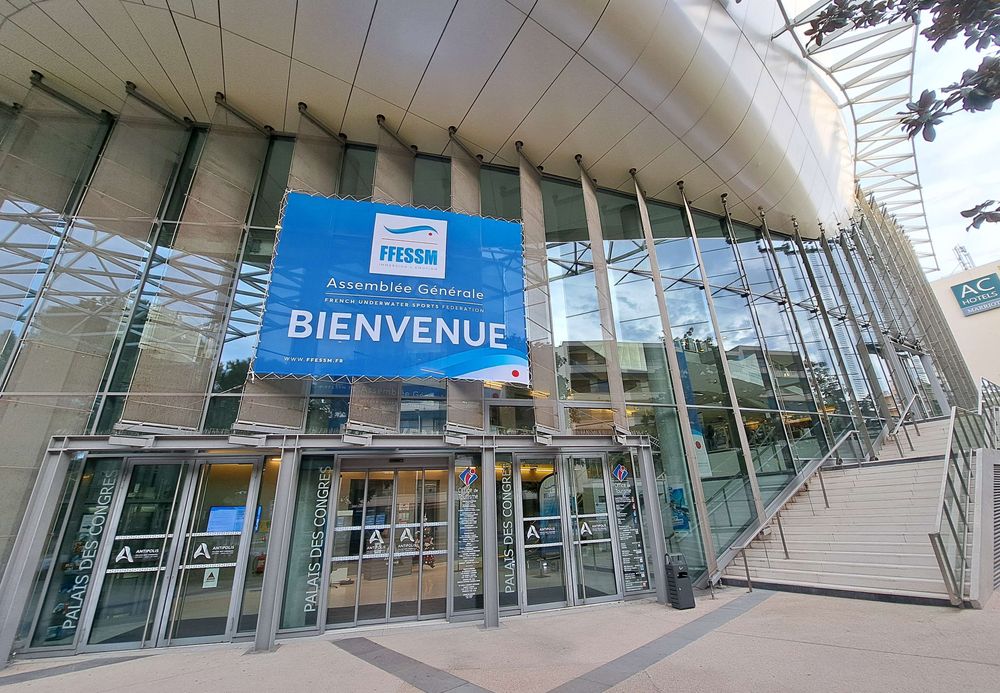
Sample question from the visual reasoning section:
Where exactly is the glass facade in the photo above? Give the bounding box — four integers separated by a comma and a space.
0, 81, 972, 658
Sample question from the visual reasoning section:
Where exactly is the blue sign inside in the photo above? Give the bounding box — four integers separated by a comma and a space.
254, 194, 528, 383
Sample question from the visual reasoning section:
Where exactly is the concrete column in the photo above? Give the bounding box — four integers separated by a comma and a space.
576, 157, 628, 428
480, 447, 499, 628
0, 448, 73, 668
253, 446, 301, 652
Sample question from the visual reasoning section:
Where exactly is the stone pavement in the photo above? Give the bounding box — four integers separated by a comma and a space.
2, 586, 999, 692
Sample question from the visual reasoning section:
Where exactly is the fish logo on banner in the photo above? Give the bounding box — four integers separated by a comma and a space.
459, 467, 479, 487
612, 463, 629, 482
369, 212, 447, 279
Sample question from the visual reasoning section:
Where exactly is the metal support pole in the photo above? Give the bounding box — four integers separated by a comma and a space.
253, 446, 300, 652
637, 444, 670, 605
0, 447, 73, 668
816, 467, 830, 509
775, 514, 789, 559
480, 447, 500, 628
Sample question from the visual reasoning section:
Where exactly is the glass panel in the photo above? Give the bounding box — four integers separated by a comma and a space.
390, 470, 420, 619
326, 470, 365, 627
627, 406, 707, 576
281, 458, 335, 630
568, 457, 617, 600
166, 463, 253, 641
480, 166, 520, 220
30, 457, 122, 648
743, 411, 796, 506
305, 396, 350, 434
495, 454, 518, 609
88, 464, 186, 646
489, 405, 535, 434
453, 454, 483, 612
691, 408, 758, 555
543, 178, 608, 401
412, 155, 450, 209
339, 145, 375, 200
237, 456, 281, 631
598, 190, 674, 405
419, 469, 449, 617
357, 471, 393, 622
520, 459, 565, 606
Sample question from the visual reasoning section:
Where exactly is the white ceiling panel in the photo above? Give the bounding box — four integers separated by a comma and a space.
220, 0, 295, 54
458, 18, 572, 154
505, 54, 613, 168
0, 46, 33, 103
80, 0, 189, 116
40, 2, 136, 84
340, 87, 406, 145
397, 110, 451, 155
530, 0, 606, 50
173, 13, 222, 120
353, 0, 455, 109
292, 0, 375, 84
542, 86, 645, 174
683, 164, 727, 206
221, 30, 290, 129
190, 0, 219, 24
636, 139, 701, 200
506, 0, 535, 14
617, 3, 701, 112
125, 1, 209, 119
284, 61, 351, 134
589, 114, 677, 189
579, 0, 663, 82
0, 19, 120, 111
166, 0, 194, 18
407, 0, 523, 130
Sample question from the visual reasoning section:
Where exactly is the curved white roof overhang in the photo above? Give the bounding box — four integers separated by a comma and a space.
0, 0, 875, 239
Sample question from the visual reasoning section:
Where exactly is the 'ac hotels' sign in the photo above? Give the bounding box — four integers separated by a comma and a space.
951, 272, 1000, 316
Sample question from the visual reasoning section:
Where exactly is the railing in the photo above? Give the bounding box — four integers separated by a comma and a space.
928, 379, 1000, 606
885, 393, 921, 458
928, 406, 986, 606
708, 429, 863, 588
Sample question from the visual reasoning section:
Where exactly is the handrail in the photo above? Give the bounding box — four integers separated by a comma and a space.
708, 429, 861, 588
928, 406, 965, 606
886, 393, 920, 457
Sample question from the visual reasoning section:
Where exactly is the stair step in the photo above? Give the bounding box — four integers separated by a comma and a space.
746, 539, 936, 553
721, 576, 952, 604
722, 566, 948, 594
737, 557, 941, 577
743, 547, 938, 565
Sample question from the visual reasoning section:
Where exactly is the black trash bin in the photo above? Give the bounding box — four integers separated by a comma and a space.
665, 553, 695, 609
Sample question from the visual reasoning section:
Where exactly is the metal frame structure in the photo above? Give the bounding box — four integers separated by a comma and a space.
774, 1, 938, 271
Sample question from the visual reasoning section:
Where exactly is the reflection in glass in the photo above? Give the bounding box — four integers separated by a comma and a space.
568, 458, 618, 600
520, 460, 566, 606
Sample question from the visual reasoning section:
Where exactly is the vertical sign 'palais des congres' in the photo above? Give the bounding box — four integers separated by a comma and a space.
254, 193, 529, 383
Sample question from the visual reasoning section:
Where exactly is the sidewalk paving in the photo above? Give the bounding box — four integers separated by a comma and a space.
2, 586, 999, 692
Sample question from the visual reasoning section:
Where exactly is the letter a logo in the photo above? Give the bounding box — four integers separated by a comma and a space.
193, 542, 212, 560
115, 545, 134, 563
580, 521, 593, 538
526, 524, 540, 541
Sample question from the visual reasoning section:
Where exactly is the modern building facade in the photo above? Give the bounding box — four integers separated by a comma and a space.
0, 0, 977, 662
931, 263, 1000, 386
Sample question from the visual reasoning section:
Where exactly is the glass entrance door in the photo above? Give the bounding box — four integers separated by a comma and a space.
86, 463, 187, 648
567, 457, 621, 603
517, 459, 568, 609
82, 459, 262, 649
326, 467, 450, 628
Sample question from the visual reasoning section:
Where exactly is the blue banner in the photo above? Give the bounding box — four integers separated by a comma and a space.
950, 272, 1000, 317
254, 193, 528, 383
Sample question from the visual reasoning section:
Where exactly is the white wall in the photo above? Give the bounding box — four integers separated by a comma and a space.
931, 263, 1000, 385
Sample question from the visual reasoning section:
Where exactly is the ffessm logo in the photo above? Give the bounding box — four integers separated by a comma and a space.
369, 212, 447, 279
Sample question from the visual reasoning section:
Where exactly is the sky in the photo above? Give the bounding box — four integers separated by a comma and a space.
912, 37, 1000, 280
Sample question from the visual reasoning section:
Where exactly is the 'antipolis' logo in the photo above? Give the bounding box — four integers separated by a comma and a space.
369, 212, 447, 279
